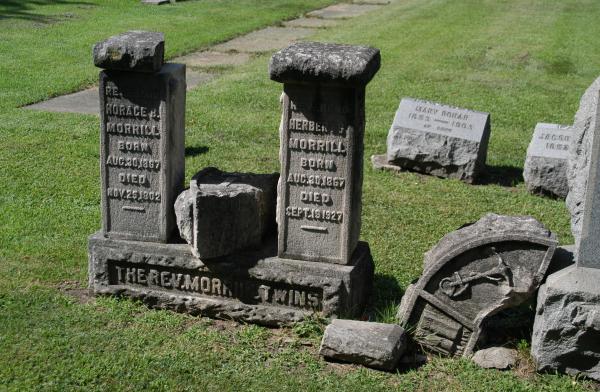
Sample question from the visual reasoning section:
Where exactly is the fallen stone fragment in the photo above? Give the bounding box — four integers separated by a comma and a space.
174, 167, 278, 259
531, 265, 600, 381
471, 347, 517, 370
93, 31, 164, 72
319, 319, 406, 371
398, 213, 557, 357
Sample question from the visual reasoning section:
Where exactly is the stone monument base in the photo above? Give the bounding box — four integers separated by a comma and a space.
531, 265, 600, 381
88, 231, 374, 326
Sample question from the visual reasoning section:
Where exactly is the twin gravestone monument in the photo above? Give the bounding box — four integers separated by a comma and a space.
88, 33, 379, 326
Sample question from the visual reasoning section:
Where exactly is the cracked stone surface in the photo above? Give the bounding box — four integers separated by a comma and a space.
307, 4, 382, 19
212, 27, 314, 53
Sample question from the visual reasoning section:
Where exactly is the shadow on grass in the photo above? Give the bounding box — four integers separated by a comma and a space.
477, 164, 524, 187
0, 0, 94, 23
185, 145, 209, 157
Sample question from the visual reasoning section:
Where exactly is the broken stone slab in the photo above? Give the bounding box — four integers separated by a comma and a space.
531, 265, 600, 381
212, 27, 314, 54
306, 4, 382, 19
383, 98, 491, 183
523, 123, 572, 198
319, 319, 406, 371
269, 41, 380, 86
88, 232, 374, 327
174, 167, 278, 259
567, 76, 600, 247
397, 213, 557, 357
471, 347, 518, 370
93, 31, 164, 73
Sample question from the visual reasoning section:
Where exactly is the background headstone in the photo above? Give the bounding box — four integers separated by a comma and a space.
523, 123, 572, 198
269, 41, 380, 265
379, 98, 491, 183
398, 214, 557, 357
96, 31, 185, 242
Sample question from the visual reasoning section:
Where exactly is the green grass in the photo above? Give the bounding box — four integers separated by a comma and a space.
1, 0, 599, 390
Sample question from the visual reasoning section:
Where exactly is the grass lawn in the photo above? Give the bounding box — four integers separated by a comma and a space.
1, 0, 599, 390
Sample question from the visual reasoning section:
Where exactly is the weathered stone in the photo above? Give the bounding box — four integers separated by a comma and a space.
398, 213, 557, 357
567, 76, 600, 246
270, 42, 380, 264
93, 31, 164, 73
88, 232, 374, 327
306, 4, 382, 19
174, 167, 278, 259
471, 347, 517, 370
319, 319, 406, 371
141, 0, 172, 4
384, 98, 491, 183
531, 265, 600, 381
523, 123, 572, 198
270, 41, 380, 86
212, 27, 313, 54
99, 62, 185, 242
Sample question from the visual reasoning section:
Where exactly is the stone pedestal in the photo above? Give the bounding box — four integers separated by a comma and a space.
269, 41, 380, 265
95, 31, 185, 243
531, 266, 600, 381
88, 232, 374, 326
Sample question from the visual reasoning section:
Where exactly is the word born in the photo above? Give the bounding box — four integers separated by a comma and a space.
111, 265, 322, 310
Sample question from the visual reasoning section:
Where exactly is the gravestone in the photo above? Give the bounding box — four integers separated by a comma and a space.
269, 41, 380, 264
523, 123, 571, 198
567, 76, 600, 246
89, 39, 376, 326
373, 98, 491, 183
397, 214, 556, 357
95, 31, 185, 242
532, 95, 600, 381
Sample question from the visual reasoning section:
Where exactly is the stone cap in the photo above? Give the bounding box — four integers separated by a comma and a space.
269, 41, 380, 85
93, 31, 164, 72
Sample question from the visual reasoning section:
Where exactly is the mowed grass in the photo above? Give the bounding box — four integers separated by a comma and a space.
1, 0, 599, 390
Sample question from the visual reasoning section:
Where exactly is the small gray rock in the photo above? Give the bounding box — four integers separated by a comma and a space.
93, 31, 164, 72
471, 347, 518, 370
567, 76, 600, 246
175, 167, 278, 259
531, 265, 600, 381
319, 319, 406, 371
269, 41, 380, 85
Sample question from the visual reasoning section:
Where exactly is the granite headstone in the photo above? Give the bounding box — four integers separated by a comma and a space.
95, 31, 185, 243
523, 123, 571, 198
269, 41, 380, 265
374, 98, 491, 183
